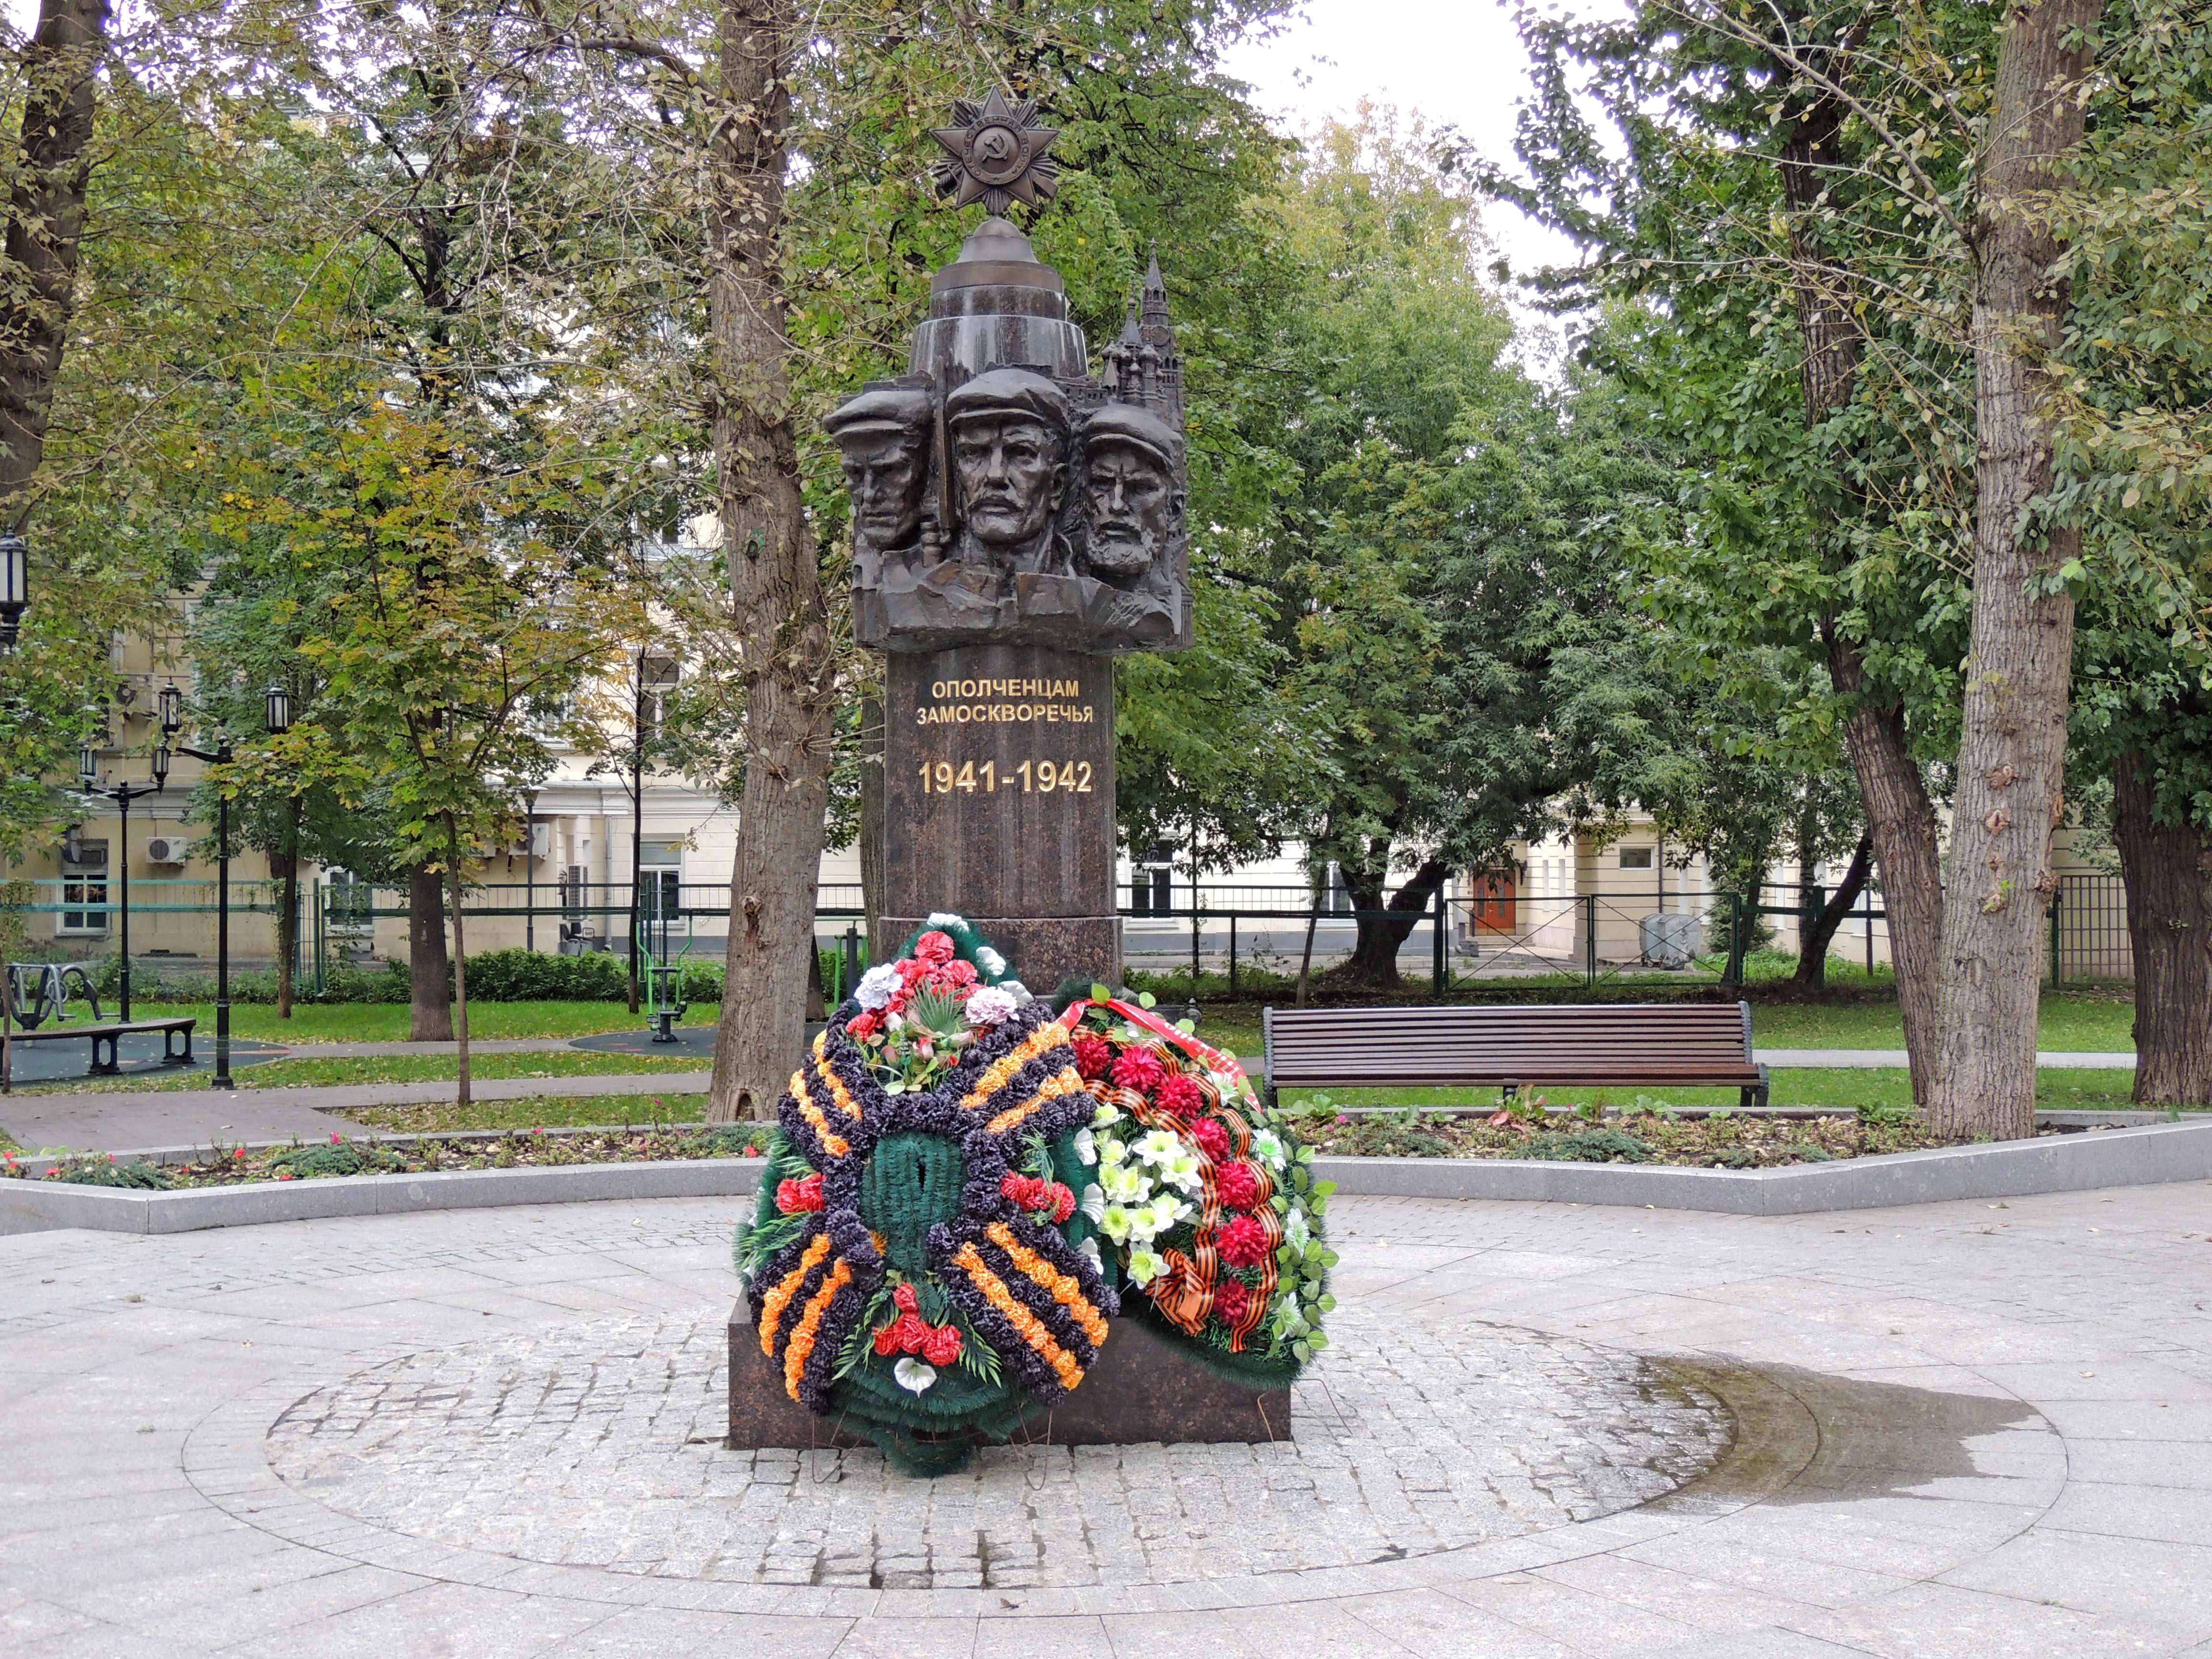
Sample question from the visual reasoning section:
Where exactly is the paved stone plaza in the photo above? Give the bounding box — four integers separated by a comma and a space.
3, 1185, 2210, 1657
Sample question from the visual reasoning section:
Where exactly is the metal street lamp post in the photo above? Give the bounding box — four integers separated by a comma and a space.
79, 741, 168, 1023
165, 683, 239, 1088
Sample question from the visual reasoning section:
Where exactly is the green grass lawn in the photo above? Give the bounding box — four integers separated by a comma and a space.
18, 1049, 708, 1095
121, 1000, 719, 1044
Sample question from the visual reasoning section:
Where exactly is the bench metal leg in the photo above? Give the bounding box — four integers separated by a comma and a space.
89, 1032, 119, 1076
165, 1027, 194, 1065
1744, 1066, 1770, 1111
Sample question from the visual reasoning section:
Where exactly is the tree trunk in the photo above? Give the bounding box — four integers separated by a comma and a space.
1779, 55, 1944, 1093
1340, 853, 1452, 989
705, 0, 833, 1123
408, 862, 453, 1042
444, 821, 471, 1106
628, 753, 642, 1015
1927, 0, 2103, 1142
1793, 835, 1873, 990
859, 692, 885, 963
2113, 752, 2212, 1106
1828, 638, 1946, 1101
0, 0, 108, 515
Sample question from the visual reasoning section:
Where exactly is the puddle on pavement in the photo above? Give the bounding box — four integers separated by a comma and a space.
1648, 1359, 2046, 1506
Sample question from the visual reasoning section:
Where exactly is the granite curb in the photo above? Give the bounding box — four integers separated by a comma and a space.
4, 1116, 2210, 1234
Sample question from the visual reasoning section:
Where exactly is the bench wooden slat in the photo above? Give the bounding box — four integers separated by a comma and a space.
1261, 1002, 1767, 1107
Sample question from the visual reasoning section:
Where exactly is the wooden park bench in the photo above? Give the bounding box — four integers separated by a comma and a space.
1259, 1001, 1769, 1111
7, 1017, 197, 1077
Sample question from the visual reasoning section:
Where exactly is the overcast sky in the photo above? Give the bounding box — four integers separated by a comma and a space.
1219, 0, 1589, 290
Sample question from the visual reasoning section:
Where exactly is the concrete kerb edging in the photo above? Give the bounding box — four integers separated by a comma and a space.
3, 1118, 2210, 1236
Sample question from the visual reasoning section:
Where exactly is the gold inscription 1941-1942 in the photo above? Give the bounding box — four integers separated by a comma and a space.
917, 759, 1093, 795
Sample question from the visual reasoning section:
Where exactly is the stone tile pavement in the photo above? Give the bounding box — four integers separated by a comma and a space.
2, 1185, 2210, 1655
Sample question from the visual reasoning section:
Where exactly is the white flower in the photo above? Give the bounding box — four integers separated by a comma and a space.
1250, 1130, 1285, 1165
1072, 1127, 1097, 1166
1100, 1163, 1145, 1202
1142, 1194, 1190, 1236
926, 911, 966, 928
1097, 1135, 1127, 1167
975, 946, 1006, 977
1100, 1203, 1134, 1244
1132, 1129, 1184, 1167
1092, 1101, 1124, 1128
1080, 1182, 1106, 1223
893, 1358, 937, 1394
884, 1010, 905, 1032
1076, 1235, 1102, 1266
962, 987, 1019, 1027
855, 963, 902, 1010
1285, 1207, 1310, 1249
1158, 1151, 1204, 1193
1001, 978, 1034, 1004
1126, 1248, 1166, 1286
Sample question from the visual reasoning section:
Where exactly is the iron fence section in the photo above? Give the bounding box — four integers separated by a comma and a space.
2054, 872, 2131, 983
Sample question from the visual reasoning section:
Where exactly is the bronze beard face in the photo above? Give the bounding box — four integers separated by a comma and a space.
838, 427, 929, 550
1083, 444, 1174, 579
953, 414, 1065, 551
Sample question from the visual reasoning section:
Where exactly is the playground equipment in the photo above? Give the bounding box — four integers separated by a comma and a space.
6, 962, 103, 1029
637, 903, 694, 1044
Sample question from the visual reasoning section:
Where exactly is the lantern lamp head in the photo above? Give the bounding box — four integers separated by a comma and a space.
0, 533, 25, 649
151, 743, 172, 789
158, 681, 183, 738
264, 683, 291, 735
78, 744, 97, 786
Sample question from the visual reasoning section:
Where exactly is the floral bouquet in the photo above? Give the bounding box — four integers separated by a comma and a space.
735, 915, 1118, 1475
1062, 986, 1336, 1380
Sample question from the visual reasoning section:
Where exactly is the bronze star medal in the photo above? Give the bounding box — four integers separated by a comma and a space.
930, 88, 1060, 215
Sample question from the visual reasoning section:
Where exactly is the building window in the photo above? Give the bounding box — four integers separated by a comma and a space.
60, 840, 109, 935
1619, 846, 1653, 870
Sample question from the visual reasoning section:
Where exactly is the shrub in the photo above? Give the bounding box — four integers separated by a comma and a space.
459, 949, 630, 1002
1511, 1128, 1653, 1164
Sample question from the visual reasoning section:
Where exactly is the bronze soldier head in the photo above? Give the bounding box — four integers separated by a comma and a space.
944, 369, 1071, 565
824, 381, 935, 552
1079, 403, 1183, 583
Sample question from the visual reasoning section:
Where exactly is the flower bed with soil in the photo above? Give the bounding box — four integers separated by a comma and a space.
1298, 1104, 2010, 1167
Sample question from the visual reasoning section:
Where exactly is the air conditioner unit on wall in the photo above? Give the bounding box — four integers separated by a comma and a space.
144, 837, 187, 866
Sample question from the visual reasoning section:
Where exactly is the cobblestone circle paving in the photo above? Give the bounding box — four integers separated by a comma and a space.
263, 1306, 1731, 1589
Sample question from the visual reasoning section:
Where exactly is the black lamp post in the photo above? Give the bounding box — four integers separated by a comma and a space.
0, 533, 26, 649
166, 683, 239, 1088
79, 741, 167, 1023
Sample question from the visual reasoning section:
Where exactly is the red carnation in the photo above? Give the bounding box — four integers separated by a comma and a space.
892, 1283, 918, 1314
999, 1170, 1037, 1207
776, 1173, 825, 1214
890, 1311, 929, 1355
921, 1323, 963, 1368
1190, 1117, 1231, 1160
914, 930, 956, 966
1072, 1036, 1114, 1080
1216, 1214, 1270, 1269
846, 1010, 881, 1041
1111, 1049, 1166, 1094
873, 1322, 903, 1357
1212, 1278, 1250, 1323
1156, 1074, 1203, 1117
895, 957, 931, 983
1215, 1161, 1261, 1211
942, 958, 979, 987
1050, 1183, 1076, 1224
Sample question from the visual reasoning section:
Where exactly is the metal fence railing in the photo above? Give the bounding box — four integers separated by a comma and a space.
2053, 872, 2130, 984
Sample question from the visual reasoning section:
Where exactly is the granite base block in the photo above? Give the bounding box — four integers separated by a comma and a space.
727, 1298, 1289, 1452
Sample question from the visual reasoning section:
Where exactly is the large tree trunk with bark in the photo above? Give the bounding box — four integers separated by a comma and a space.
1927, 0, 2103, 1142
1779, 56, 1945, 1090
2113, 752, 2212, 1106
0, 0, 108, 516
1793, 835, 1873, 990
706, 0, 834, 1122
1338, 852, 1451, 989
408, 863, 453, 1042
1827, 644, 1946, 1100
